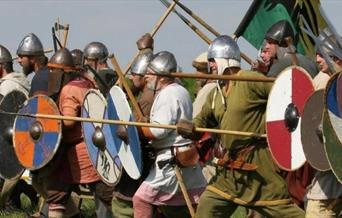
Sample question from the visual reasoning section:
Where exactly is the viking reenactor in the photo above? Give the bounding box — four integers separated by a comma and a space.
112, 34, 155, 217
0, 45, 30, 99
305, 28, 342, 218
131, 51, 206, 218
16, 33, 49, 96
177, 35, 305, 217
190, 51, 218, 183
259, 20, 318, 78
70, 48, 84, 69
255, 20, 317, 209
40, 48, 115, 217
192, 51, 216, 118
0, 44, 37, 211
83, 41, 118, 95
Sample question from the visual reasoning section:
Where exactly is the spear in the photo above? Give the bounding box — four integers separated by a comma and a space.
120, 0, 179, 78
160, 0, 252, 65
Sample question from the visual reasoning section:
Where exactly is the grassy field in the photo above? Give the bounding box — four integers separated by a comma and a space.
0, 194, 247, 218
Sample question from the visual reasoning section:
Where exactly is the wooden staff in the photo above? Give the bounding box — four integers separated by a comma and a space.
169, 0, 252, 65
121, 0, 179, 77
110, 56, 144, 119
285, 37, 299, 66
174, 165, 195, 218
62, 24, 70, 48
7, 112, 266, 138
160, 0, 211, 45
169, 72, 275, 82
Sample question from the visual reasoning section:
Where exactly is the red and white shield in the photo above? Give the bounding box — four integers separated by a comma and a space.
266, 66, 314, 171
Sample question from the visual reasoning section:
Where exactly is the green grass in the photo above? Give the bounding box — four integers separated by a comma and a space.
0, 195, 247, 218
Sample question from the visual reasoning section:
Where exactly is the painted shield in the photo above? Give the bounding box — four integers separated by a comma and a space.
301, 90, 330, 171
82, 89, 122, 186
266, 66, 314, 171
13, 95, 62, 170
0, 90, 27, 179
107, 86, 142, 180
322, 73, 342, 182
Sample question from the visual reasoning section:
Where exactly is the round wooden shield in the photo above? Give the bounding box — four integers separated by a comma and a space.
266, 66, 314, 171
82, 89, 122, 186
107, 86, 142, 180
13, 95, 62, 170
301, 89, 330, 171
0, 90, 27, 179
323, 73, 342, 183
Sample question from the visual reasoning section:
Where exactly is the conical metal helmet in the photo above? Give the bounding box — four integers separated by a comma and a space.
48, 48, 75, 72
0, 45, 12, 64
148, 51, 177, 75
83, 41, 109, 61
265, 20, 294, 46
131, 50, 153, 76
317, 27, 342, 59
207, 35, 241, 62
16, 33, 44, 56
70, 49, 83, 67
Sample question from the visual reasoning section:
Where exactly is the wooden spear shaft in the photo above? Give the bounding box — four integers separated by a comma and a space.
110, 56, 144, 119
170, 0, 253, 65
12, 112, 266, 138
62, 24, 70, 48
174, 165, 196, 218
121, 0, 179, 77
170, 72, 275, 82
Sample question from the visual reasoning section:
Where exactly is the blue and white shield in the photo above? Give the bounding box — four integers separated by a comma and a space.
82, 89, 122, 186
107, 86, 142, 180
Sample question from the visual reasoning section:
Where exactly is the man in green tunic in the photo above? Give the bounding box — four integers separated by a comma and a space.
178, 35, 304, 218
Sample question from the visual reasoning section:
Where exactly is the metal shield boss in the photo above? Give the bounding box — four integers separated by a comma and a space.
301, 90, 330, 171
322, 73, 342, 183
13, 95, 62, 170
266, 66, 314, 171
82, 89, 122, 186
107, 86, 142, 180
0, 91, 27, 179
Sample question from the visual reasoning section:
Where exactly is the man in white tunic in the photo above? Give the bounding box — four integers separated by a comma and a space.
132, 51, 206, 218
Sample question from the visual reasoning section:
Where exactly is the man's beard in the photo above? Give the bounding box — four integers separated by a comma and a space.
22, 63, 34, 75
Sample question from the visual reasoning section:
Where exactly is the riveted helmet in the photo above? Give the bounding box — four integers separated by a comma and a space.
83, 42, 109, 61
207, 35, 241, 63
48, 48, 75, 72
265, 20, 294, 47
131, 50, 153, 76
0, 45, 12, 64
16, 33, 44, 56
70, 49, 83, 67
148, 51, 177, 75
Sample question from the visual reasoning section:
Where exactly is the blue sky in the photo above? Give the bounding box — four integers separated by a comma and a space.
0, 0, 341, 72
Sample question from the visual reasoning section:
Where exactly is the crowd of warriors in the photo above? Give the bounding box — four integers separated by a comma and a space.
0, 19, 341, 218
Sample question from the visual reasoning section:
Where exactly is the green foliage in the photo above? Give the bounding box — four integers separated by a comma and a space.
180, 78, 196, 101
